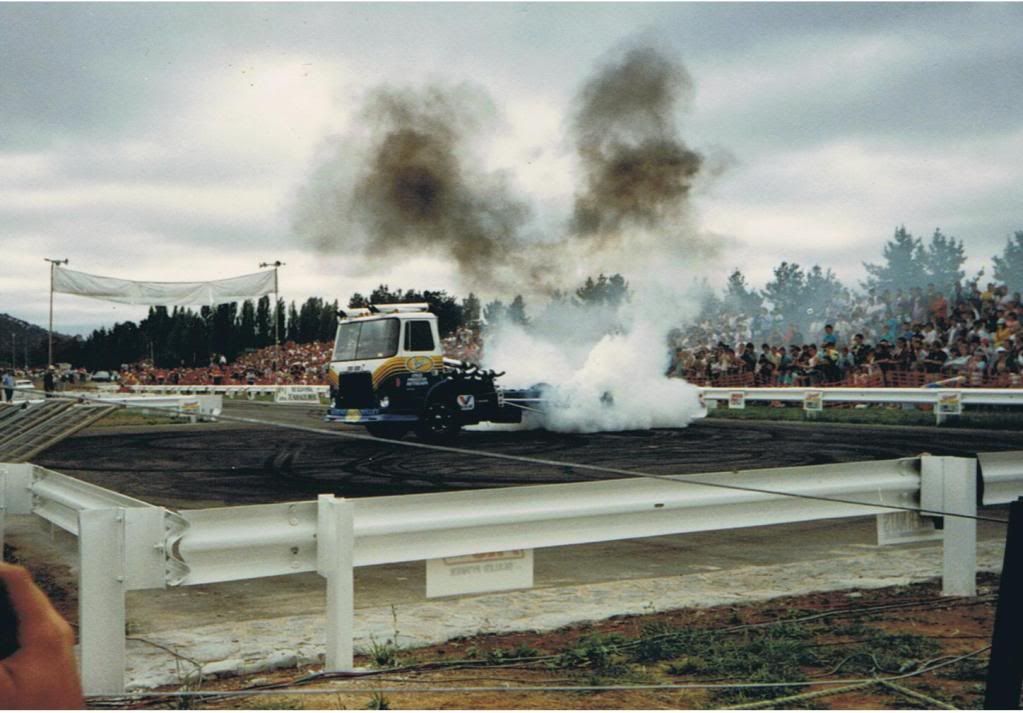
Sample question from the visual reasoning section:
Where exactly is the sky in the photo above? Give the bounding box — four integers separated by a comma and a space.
2, 2, 1022, 336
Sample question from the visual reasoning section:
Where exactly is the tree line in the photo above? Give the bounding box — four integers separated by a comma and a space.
44, 227, 1023, 370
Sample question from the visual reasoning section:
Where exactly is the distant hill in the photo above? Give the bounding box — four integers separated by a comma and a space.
0, 313, 64, 368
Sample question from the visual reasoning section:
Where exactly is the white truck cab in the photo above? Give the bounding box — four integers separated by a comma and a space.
325, 303, 526, 440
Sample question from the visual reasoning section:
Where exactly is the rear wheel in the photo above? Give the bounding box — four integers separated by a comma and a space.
365, 422, 410, 440
415, 398, 461, 442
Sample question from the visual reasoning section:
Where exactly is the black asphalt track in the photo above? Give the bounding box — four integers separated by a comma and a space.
32, 402, 1023, 510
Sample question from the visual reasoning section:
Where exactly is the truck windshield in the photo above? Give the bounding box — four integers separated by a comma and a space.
333, 318, 400, 361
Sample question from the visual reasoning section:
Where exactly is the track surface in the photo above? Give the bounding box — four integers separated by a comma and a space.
32, 402, 1023, 510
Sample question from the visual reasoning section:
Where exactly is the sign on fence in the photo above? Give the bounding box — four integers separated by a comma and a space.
275, 387, 323, 405
937, 391, 963, 416
728, 392, 746, 410
426, 550, 534, 598
803, 391, 823, 412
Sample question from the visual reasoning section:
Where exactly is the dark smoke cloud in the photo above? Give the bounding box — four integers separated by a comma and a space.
571, 47, 703, 238
297, 83, 529, 286
294, 46, 713, 292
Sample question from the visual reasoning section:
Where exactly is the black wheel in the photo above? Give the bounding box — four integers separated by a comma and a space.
415, 398, 461, 442
365, 422, 410, 440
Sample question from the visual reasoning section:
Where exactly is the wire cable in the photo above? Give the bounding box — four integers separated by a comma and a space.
11, 385, 1010, 525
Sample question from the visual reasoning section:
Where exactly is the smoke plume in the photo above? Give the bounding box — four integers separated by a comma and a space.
570, 47, 703, 240
294, 83, 530, 288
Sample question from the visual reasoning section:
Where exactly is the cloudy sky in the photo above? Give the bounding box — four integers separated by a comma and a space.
2, 2, 1022, 335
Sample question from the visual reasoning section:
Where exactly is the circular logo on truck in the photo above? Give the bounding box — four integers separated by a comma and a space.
405, 356, 434, 372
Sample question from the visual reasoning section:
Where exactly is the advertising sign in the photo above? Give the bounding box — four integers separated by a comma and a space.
426, 550, 533, 598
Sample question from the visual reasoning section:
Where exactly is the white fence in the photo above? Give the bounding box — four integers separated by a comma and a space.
2, 453, 1022, 695
701, 386, 1023, 424
124, 384, 328, 400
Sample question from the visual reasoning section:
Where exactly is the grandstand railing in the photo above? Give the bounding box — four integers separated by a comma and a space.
3, 453, 1023, 695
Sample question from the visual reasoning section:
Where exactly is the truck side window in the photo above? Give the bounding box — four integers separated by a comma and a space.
405, 320, 435, 352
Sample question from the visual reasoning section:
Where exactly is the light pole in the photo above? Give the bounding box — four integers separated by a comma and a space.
44, 258, 69, 368
259, 261, 285, 383
10, 331, 14, 370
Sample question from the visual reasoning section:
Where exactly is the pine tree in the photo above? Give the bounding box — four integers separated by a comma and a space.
992, 231, 1023, 285
921, 228, 966, 294
862, 226, 927, 293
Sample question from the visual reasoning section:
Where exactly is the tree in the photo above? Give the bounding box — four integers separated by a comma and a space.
274, 298, 286, 350
462, 293, 481, 325
992, 230, 1023, 285
318, 300, 338, 341
507, 295, 529, 325
862, 226, 927, 294
722, 269, 762, 314
574, 273, 630, 307
483, 299, 507, 326
210, 302, 238, 361
287, 301, 301, 342
762, 261, 806, 321
803, 265, 847, 316
920, 228, 966, 294
297, 298, 321, 342
237, 300, 256, 352
255, 296, 272, 347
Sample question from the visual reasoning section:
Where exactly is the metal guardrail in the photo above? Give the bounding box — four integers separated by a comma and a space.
124, 384, 328, 398
701, 386, 1023, 405
1, 452, 1022, 695
700, 386, 1023, 424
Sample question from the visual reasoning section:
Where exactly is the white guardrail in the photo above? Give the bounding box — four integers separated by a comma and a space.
701, 386, 1023, 424
120, 384, 1023, 422
123, 384, 328, 403
1, 453, 1022, 695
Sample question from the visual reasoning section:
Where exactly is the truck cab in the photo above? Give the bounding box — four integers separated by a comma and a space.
325, 303, 520, 440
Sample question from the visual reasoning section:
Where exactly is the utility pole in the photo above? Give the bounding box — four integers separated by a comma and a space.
10, 332, 14, 370
259, 261, 285, 384
44, 258, 69, 368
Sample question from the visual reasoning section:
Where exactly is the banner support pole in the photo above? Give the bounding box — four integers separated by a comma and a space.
44, 258, 68, 367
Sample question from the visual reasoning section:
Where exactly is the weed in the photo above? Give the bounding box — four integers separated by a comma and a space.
366, 635, 402, 668
364, 691, 390, 709
554, 634, 628, 673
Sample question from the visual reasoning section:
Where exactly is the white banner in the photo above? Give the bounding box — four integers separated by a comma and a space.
52, 266, 276, 306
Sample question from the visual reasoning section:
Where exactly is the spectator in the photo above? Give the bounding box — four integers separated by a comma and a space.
821, 324, 838, 348
2, 371, 13, 402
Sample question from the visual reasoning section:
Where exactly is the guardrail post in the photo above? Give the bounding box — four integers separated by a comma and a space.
78, 507, 127, 695
317, 495, 355, 671
923, 456, 977, 596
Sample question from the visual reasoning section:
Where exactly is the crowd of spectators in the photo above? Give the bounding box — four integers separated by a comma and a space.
668, 282, 1022, 388
117, 341, 333, 387
442, 325, 483, 363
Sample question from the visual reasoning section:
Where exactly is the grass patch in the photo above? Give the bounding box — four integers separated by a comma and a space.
534, 618, 943, 706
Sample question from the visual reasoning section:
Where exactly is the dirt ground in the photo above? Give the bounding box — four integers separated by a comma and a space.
77, 574, 1001, 710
